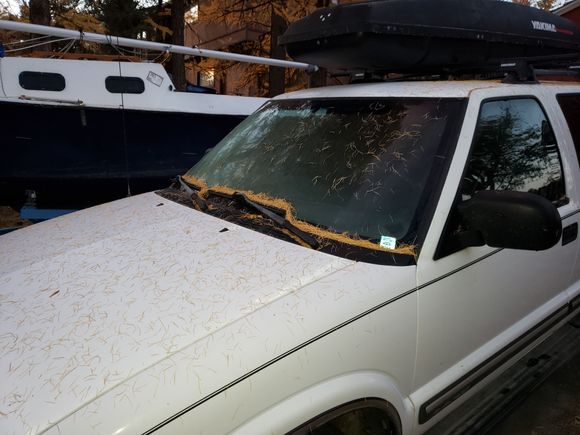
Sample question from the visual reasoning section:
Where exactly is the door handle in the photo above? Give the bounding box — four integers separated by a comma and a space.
562, 223, 578, 246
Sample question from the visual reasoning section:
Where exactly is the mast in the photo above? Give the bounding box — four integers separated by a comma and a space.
0, 19, 318, 72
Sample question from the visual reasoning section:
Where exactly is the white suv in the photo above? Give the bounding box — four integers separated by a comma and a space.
1, 79, 579, 435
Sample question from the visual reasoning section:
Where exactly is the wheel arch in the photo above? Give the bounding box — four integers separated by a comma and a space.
230, 370, 414, 435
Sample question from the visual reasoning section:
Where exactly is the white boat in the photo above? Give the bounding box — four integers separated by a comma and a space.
0, 20, 314, 209
0, 55, 265, 208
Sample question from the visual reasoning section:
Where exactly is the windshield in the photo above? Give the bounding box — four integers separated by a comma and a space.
186, 98, 464, 249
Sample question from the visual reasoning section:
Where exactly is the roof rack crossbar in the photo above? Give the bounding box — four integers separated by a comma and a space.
535, 68, 580, 77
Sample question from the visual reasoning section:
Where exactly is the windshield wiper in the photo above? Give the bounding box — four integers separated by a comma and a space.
232, 192, 319, 249
177, 176, 208, 211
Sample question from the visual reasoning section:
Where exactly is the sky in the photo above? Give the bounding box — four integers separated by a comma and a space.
1, 0, 19, 15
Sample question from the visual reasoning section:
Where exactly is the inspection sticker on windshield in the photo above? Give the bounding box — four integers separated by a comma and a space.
380, 236, 397, 250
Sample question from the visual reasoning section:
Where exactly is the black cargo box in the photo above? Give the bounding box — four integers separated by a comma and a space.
279, 0, 580, 73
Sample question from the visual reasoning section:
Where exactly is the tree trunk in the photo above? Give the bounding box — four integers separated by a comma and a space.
29, 0, 51, 26
29, 0, 51, 51
268, 4, 286, 97
171, 0, 186, 91
156, 0, 164, 42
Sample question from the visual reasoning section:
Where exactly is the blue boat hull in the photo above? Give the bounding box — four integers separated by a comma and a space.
0, 101, 245, 208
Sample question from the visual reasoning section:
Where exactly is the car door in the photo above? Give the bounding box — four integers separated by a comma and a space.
551, 91, 580, 303
410, 90, 578, 431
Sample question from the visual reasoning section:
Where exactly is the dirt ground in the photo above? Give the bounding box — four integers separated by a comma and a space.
0, 206, 31, 229
492, 348, 580, 434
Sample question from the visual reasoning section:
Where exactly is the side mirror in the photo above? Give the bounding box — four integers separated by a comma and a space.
456, 190, 562, 251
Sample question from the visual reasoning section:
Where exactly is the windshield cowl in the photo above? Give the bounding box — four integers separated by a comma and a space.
157, 185, 417, 266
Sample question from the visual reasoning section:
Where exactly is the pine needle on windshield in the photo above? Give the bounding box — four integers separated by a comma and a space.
182, 174, 416, 257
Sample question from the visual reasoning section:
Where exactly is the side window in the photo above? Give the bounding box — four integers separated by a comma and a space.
462, 98, 566, 205
289, 399, 400, 435
105, 76, 145, 94
556, 94, 580, 169
19, 71, 65, 91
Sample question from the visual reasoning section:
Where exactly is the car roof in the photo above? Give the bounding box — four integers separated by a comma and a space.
274, 79, 580, 100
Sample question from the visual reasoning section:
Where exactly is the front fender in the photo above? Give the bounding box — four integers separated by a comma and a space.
230, 370, 415, 435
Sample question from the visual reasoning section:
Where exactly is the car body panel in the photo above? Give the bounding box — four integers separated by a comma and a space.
0, 193, 355, 434
412, 85, 580, 431
1, 80, 579, 435
45, 256, 417, 435
228, 371, 415, 435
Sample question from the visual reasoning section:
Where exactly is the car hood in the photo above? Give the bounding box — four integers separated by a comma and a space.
0, 193, 352, 434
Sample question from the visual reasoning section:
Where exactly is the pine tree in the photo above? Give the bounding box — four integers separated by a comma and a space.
95, 0, 149, 38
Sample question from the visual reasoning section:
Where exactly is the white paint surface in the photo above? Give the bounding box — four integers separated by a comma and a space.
1, 78, 579, 435
0, 193, 352, 434
0, 57, 265, 115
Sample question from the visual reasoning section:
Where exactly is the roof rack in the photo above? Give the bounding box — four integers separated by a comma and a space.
346, 54, 580, 85
497, 53, 580, 83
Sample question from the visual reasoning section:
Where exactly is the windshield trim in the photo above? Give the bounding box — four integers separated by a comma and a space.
183, 96, 468, 265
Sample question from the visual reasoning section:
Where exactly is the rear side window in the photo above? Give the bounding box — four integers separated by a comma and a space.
462, 98, 566, 205
19, 71, 65, 91
556, 94, 580, 168
105, 76, 145, 94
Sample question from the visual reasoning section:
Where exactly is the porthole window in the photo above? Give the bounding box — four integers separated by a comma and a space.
105, 76, 145, 94
19, 71, 65, 91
